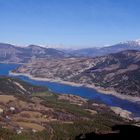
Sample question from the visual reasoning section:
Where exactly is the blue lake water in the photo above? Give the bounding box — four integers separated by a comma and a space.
0, 63, 140, 116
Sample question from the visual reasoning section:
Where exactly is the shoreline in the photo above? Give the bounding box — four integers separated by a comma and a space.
0, 62, 24, 65
9, 71, 140, 103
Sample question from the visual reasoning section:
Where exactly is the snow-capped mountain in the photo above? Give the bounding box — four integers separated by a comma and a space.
68, 40, 140, 57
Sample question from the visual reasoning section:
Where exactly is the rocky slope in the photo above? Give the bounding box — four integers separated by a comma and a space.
14, 50, 140, 98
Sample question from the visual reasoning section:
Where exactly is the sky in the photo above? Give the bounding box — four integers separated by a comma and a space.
0, 0, 140, 48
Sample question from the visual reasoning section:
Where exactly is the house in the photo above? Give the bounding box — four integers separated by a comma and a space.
32, 129, 37, 133
0, 108, 4, 114
16, 129, 22, 134
10, 107, 15, 111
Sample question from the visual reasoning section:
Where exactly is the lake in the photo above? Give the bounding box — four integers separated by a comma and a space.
0, 63, 140, 116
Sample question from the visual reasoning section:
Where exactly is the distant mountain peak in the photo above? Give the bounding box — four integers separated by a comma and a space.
119, 39, 140, 46
135, 39, 140, 45
27, 44, 45, 49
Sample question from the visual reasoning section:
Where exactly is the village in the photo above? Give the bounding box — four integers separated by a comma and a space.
0, 95, 54, 134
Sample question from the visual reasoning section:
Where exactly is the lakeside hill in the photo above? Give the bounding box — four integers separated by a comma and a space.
0, 76, 129, 140
14, 50, 140, 98
0, 76, 47, 95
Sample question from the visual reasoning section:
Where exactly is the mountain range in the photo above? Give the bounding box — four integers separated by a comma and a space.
67, 40, 140, 57
0, 43, 70, 63
1, 39, 140, 63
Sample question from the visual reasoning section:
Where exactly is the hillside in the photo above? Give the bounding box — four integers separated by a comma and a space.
0, 77, 47, 95
14, 50, 140, 98
0, 76, 128, 140
71, 50, 140, 97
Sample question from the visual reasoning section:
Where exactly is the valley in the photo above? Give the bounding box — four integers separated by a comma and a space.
13, 50, 140, 101
0, 63, 139, 116
1, 0, 140, 139
0, 41, 140, 139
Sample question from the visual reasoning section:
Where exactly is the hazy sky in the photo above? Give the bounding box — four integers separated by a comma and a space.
0, 0, 140, 48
